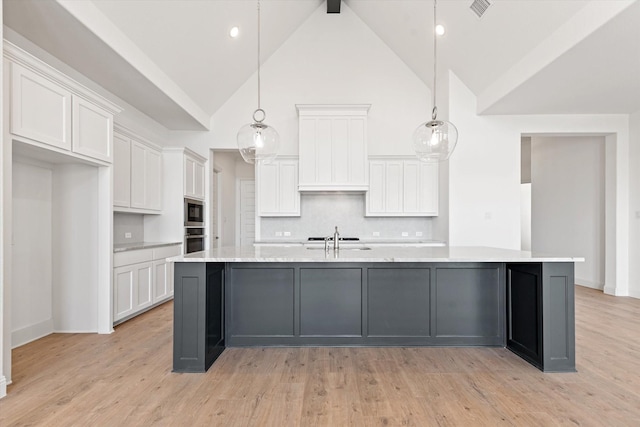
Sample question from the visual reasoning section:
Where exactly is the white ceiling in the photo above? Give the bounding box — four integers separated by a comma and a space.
3, 0, 639, 130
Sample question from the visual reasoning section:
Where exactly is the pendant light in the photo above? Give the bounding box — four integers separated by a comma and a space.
413, 0, 458, 163
237, 0, 279, 164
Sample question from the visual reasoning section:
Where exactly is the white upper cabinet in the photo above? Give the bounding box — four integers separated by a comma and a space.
366, 157, 438, 217
113, 133, 131, 207
130, 140, 162, 211
184, 153, 205, 200
7, 44, 121, 164
257, 157, 300, 216
297, 104, 370, 192
71, 95, 113, 162
114, 128, 162, 213
11, 62, 72, 150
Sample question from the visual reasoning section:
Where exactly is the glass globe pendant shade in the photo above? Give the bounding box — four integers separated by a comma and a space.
237, 109, 279, 164
413, 118, 458, 163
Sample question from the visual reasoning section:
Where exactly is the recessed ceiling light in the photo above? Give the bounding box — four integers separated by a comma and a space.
229, 26, 240, 38
435, 24, 445, 36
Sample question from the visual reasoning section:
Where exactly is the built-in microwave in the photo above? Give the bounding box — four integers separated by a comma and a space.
184, 198, 204, 226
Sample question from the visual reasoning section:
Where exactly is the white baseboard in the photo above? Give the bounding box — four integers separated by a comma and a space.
629, 288, 640, 299
603, 284, 618, 295
0, 375, 7, 399
575, 278, 604, 291
12, 319, 54, 349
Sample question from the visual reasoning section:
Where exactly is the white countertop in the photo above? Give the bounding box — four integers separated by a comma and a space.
114, 241, 182, 253
168, 246, 584, 263
254, 239, 446, 247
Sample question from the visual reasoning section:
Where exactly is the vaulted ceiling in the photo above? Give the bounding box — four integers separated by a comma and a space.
4, 0, 639, 131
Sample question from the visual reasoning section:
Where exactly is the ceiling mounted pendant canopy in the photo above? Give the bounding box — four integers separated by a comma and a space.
237, 0, 279, 164
413, 0, 458, 163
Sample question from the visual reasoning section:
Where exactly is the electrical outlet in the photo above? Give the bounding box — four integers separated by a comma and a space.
416, 231, 423, 237
275, 231, 283, 237
372, 231, 380, 237
125, 232, 132, 239
402, 232, 409, 237
284, 231, 291, 237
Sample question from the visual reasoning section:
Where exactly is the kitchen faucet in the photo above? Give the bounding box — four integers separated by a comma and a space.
324, 226, 340, 251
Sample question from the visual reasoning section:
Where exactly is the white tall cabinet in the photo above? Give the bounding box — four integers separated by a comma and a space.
367, 157, 438, 216
297, 104, 370, 192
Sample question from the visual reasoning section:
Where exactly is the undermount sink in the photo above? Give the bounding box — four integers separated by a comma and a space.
306, 246, 372, 251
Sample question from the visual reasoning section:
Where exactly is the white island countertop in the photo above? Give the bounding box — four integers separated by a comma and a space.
168, 246, 584, 263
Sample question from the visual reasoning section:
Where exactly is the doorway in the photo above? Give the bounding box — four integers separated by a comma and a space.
522, 135, 606, 290
210, 150, 256, 247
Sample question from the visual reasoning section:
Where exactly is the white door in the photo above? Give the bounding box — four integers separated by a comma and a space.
239, 179, 256, 246
211, 170, 221, 249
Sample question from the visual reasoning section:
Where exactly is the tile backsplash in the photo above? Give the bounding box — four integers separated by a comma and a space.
260, 193, 433, 240
114, 213, 144, 244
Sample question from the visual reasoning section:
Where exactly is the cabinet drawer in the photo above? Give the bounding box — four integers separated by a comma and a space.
153, 244, 182, 260
114, 248, 154, 267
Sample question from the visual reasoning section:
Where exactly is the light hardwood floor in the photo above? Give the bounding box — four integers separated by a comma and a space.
1, 286, 639, 426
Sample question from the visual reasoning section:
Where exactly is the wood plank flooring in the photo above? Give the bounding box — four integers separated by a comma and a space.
1, 286, 639, 426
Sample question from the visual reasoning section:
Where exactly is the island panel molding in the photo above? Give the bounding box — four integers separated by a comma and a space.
172, 247, 579, 373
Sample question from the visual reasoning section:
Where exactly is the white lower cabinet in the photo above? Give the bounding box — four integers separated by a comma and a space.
113, 244, 181, 323
367, 157, 438, 217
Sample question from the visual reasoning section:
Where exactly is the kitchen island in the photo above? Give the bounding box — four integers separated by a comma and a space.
170, 246, 582, 374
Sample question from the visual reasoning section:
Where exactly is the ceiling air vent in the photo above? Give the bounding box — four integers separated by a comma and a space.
470, 0, 491, 18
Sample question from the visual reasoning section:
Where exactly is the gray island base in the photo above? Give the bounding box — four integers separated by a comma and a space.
171, 246, 581, 374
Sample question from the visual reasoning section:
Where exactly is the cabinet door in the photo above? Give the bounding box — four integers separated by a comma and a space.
130, 141, 147, 209
114, 266, 135, 321
135, 262, 153, 311
385, 161, 403, 213
113, 134, 131, 208
72, 95, 113, 162
258, 159, 300, 216
403, 161, 420, 213
153, 260, 170, 303
279, 161, 299, 214
146, 148, 162, 211
194, 161, 205, 200
184, 156, 195, 197
258, 162, 278, 215
11, 63, 72, 150
367, 161, 386, 214
419, 163, 438, 216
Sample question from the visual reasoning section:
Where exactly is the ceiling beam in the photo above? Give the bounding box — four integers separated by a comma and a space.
327, 0, 341, 14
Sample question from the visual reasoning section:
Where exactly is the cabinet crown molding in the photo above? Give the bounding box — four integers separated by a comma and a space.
296, 104, 371, 116
163, 147, 207, 163
114, 124, 162, 151
4, 40, 122, 115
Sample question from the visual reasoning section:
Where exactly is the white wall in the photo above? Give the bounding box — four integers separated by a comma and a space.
448, 73, 521, 249
446, 72, 629, 295
11, 160, 53, 347
520, 184, 532, 251
531, 136, 606, 289
52, 164, 100, 332
629, 109, 640, 298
